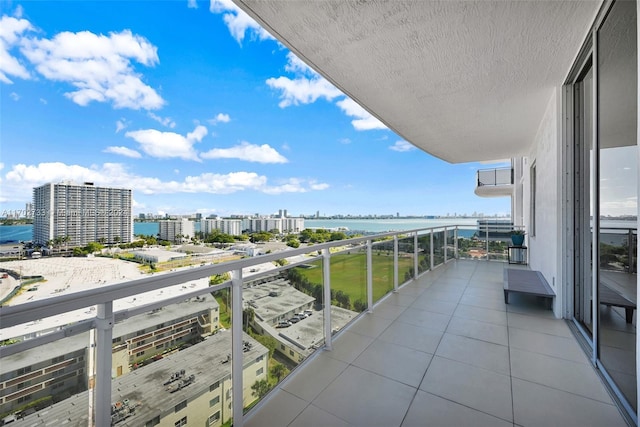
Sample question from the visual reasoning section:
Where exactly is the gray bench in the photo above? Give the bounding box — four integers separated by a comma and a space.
504, 269, 555, 309
600, 283, 636, 324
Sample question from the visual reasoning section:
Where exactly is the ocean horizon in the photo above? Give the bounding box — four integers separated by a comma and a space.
0, 218, 496, 244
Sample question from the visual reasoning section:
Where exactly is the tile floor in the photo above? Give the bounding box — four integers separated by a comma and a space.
245, 260, 630, 427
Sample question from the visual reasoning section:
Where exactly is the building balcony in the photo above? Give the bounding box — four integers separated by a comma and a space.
246, 259, 627, 426
474, 167, 514, 198
0, 225, 631, 426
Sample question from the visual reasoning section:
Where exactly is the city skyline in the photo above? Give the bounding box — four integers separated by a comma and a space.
1, 1, 511, 217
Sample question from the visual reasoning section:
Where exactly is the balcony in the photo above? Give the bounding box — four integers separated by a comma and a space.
245, 260, 627, 427
474, 167, 514, 198
0, 226, 630, 426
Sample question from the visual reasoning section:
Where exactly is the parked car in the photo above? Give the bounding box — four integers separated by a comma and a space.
276, 321, 291, 328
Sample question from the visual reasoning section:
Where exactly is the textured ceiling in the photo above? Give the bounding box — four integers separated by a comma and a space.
235, 0, 601, 163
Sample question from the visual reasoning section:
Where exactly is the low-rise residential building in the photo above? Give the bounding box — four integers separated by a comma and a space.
16, 331, 268, 427
0, 294, 219, 415
243, 273, 356, 364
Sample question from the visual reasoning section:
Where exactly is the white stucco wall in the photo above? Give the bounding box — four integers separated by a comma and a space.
522, 87, 562, 317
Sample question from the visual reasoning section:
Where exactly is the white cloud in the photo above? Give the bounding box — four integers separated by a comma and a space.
209, 0, 274, 44
389, 140, 415, 152
2, 162, 328, 200
148, 112, 176, 128
187, 0, 198, 9
125, 125, 207, 161
9, 91, 19, 101
267, 52, 343, 108
339, 138, 351, 145
0, 15, 33, 83
201, 141, 288, 163
207, 112, 231, 125
336, 98, 387, 131
262, 178, 330, 195
103, 146, 142, 158
267, 76, 343, 108
115, 119, 129, 133
39, 97, 47, 104
20, 28, 164, 110
284, 52, 314, 75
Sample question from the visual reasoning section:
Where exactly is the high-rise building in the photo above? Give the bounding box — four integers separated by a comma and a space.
158, 219, 195, 243
32, 182, 132, 247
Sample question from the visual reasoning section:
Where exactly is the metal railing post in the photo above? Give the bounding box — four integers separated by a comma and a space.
94, 302, 113, 427
444, 227, 448, 263
430, 231, 434, 270
413, 233, 419, 279
367, 240, 373, 312
231, 269, 244, 427
485, 226, 490, 261
454, 227, 459, 259
628, 228, 634, 274
322, 248, 333, 351
393, 235, 399, 292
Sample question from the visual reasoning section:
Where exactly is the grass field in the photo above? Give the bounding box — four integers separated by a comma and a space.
295, 251, 415, 306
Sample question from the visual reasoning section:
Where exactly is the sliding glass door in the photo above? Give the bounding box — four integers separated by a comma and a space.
570, 0, 637, 416
597, 0, 637, 412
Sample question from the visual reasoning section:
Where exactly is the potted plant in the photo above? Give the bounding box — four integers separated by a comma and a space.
511, 229, 526, 246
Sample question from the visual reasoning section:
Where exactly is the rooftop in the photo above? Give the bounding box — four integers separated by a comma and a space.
1, 293, 218, 373
18, 330, 268, 426
245, 260, 630, 427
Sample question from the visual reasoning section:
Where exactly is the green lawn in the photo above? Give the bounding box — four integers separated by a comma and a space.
296, 252, 414, 306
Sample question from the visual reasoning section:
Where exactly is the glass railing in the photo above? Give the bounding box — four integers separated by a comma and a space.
600, 226, 638, 274
456, 222, 518, 262
476, 167, 513, 187
1, 223, 511, 426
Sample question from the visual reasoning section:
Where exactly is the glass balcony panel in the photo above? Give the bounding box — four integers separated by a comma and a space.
432, 231, 445, 267
287, 250, 358, 339
0, 326, 91, 424
108, 292, 240, 427
326, 246, 368, 317
370, 240, 395, 305
446, 228, 456, 260
245, 260, 328, 409
398, 235, 416, 284
417, 232, 430, 275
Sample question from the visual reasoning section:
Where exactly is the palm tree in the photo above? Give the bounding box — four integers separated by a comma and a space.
270, 364, 287, 382
251, 379, 270, 399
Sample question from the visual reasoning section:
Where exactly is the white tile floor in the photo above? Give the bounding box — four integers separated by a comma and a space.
245, 260, 630, 427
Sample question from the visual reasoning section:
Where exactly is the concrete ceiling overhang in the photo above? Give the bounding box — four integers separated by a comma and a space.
234, 0, 601, 163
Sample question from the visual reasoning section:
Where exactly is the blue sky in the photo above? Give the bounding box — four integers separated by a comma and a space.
1, 0, 510, 218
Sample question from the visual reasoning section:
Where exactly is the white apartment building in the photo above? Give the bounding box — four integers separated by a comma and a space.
158, 219, 195, 243
242, 217, 305, 234
201, 218, 243, 236
32, 182, 132, 248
